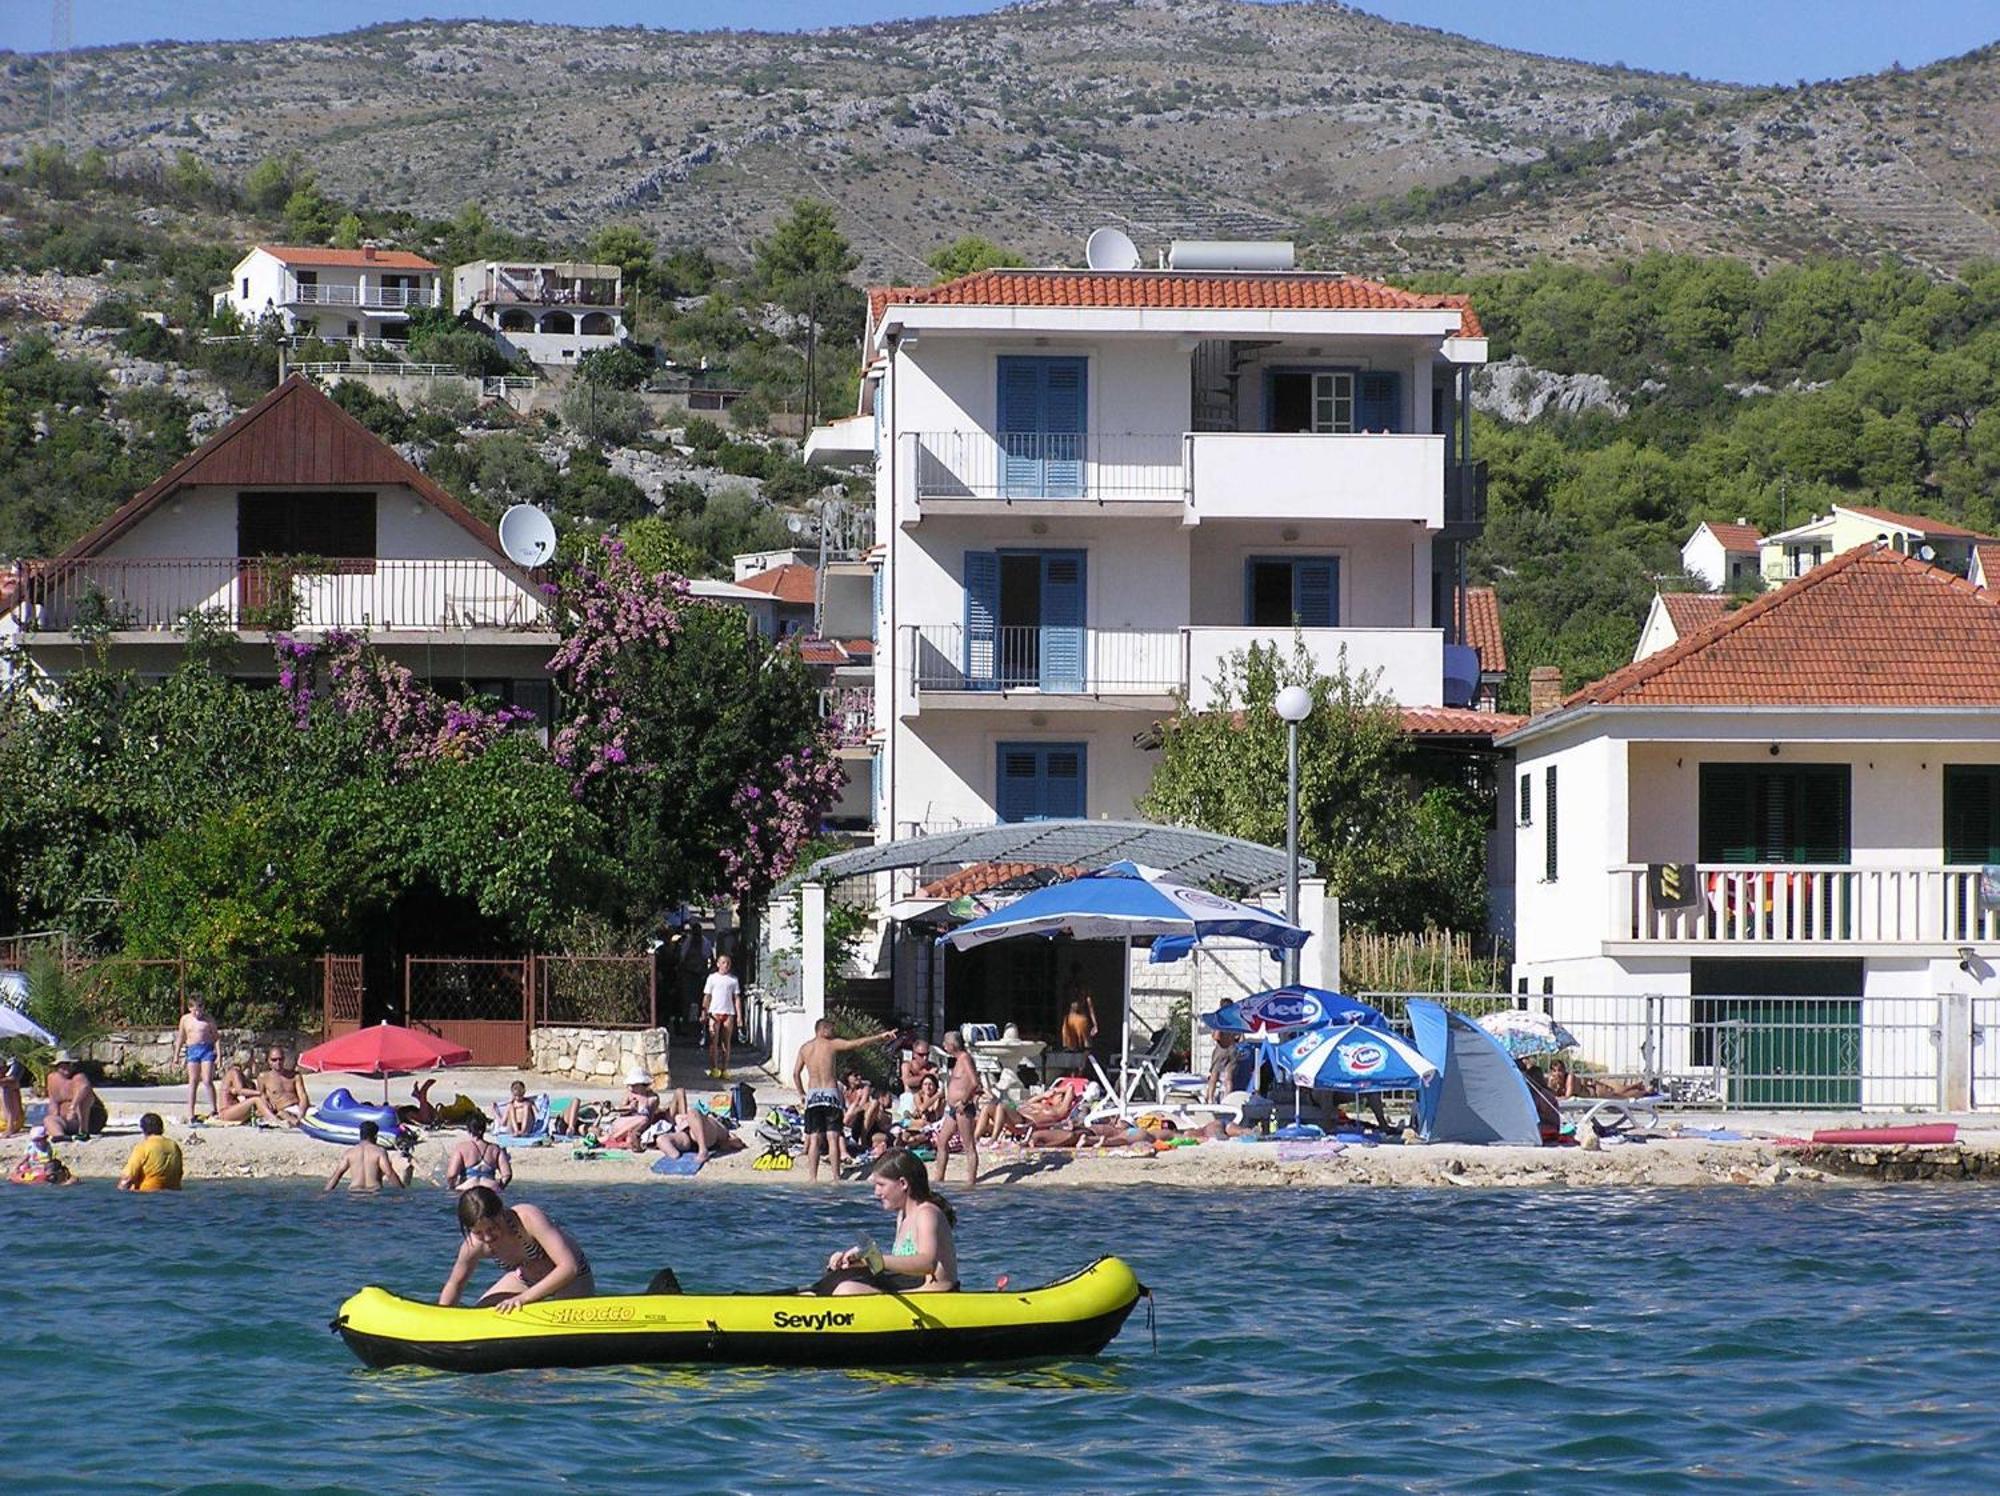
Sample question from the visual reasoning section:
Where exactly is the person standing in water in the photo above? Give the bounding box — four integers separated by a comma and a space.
323, 1120, 408, 1193
791, 1016, 897, 1183
117, 1112, 183, 1192
816, 1150, 959, 1295
176, 997, 219, 1123
440, 1186, 594, 1313
444, 1115, 512, 1192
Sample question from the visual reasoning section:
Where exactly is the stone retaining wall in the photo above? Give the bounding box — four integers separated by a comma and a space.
82, 1028, 320, 1075
530, 1025, 671, 1082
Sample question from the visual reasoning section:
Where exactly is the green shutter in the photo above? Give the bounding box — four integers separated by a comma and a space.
1699, 764, 1759, 863
1700, 763, 1849, 863
1944, 766, 2000, 864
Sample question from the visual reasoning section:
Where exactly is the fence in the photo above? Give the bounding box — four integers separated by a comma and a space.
534, 955, 655, 1029
77, 955, 343, 1032
908, 431, 1186, 502
1344, 931, 1510, 996
405, 957, 532, 1067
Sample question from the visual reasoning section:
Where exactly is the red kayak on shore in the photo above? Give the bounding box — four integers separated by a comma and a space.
1809, 1124, 1959, 1146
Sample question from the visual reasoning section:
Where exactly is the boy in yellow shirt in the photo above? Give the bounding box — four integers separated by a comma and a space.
118, 1112, 184, 1192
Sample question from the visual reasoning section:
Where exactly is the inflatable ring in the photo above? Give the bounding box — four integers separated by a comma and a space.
301, 1087, 406, 1147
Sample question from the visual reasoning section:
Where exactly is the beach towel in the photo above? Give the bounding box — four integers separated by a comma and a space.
651, 1153, 704, 1176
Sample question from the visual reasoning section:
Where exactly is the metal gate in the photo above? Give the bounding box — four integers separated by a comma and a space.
322, 954, 365, 1041
405, 957, 531, 1067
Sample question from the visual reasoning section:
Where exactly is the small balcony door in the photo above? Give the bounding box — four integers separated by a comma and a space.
1698, 764, 1851, 864
997, 741, 1086, 822
997, 355, 1086, 498
1245, 555, 1339, 629
965, 549, 1085, 690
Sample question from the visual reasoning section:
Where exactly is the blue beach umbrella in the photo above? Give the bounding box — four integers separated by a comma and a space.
1201, 986, 1391, 1037
944, 862, 1309, 1109
1272, 1022, 1437, 1093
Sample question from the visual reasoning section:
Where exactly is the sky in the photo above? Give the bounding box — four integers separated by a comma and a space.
2, 0, 1995, 86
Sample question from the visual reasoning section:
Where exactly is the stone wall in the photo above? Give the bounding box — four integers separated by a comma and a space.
530, 1025, 671, 1082
82, 1028, 320, 1075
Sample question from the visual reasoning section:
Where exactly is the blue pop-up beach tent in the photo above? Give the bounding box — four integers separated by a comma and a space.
1407, 998, 1541, 1145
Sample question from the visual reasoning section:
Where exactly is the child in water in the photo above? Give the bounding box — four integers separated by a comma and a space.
10, 1124, 72, 1185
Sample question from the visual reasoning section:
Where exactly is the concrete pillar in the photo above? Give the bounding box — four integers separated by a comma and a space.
1939, 990, 1973, 1112
772, 879, 828, 1085
1298, 879, 1339, 992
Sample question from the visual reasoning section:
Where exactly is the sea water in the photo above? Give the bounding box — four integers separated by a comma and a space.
5, 1180, 2000, 1492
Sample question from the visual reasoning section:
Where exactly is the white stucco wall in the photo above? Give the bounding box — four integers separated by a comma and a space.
887, 709, 1159, 835
1681, 529, 1726, 590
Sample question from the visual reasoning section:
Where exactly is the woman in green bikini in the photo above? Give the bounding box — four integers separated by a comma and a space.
817, 1150, 959, 1295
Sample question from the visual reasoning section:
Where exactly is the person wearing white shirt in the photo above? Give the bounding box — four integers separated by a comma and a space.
702, 955, 742, 1078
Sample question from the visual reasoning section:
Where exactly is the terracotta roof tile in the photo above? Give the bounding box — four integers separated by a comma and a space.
1463, 586, 1505, 673
871, 269, 1481, 339
1399, 706, 1527, 738
1699, 521, 1763, 551
736, 563, 817, 605
1658, 592, 1732, 637
1975, 544, 2000, 586
919, 862, 1081, 899
1568, 545, 2000, 708
1843, 504, 1990, 540
256, 244, 438, 271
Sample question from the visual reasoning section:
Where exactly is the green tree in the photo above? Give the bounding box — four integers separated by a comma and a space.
588, 224, 655, 292
753, 200, 861, 426
332, 212, 365, 250
282, 180, 339, 243
925, 235, 1024, 281
243, 153, 306, 213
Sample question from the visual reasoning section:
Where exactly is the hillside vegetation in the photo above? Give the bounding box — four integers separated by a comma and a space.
3, 0, 1997, 279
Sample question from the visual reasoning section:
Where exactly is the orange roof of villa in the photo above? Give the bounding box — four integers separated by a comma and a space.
870, 269, 1481, 339
1463, 586, 1505, 673
1658, 592, 1732, 637
1841, 504, 1990, 540
1699, 520, 1763, 551
1564, 545, 2000, 709
737, 563, 818, 605
256, 244, 438, 270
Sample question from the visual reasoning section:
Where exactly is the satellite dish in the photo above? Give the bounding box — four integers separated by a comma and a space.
1918, 543, 1937, 562
1085, 226, 1141, 271
497, 504, 558, 568
786, 513, 807, 535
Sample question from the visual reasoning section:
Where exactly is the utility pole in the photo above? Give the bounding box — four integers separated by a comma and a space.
48, 0, 74, 132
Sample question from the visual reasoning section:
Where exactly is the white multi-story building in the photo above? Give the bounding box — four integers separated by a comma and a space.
452, 260, 627, 366
217, 245, 443, 343
806, 254, 1491, 841
1505, 544, 2000, 1109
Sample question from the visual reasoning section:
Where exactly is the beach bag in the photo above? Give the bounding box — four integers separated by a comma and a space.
731, 1080, 756, 1123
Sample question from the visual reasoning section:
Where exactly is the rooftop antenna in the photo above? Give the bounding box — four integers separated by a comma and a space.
48, 0, 73, 132
1084, 227, 1141, 272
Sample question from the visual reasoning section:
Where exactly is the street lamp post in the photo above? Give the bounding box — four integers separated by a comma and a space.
1274, 684, 1313, 986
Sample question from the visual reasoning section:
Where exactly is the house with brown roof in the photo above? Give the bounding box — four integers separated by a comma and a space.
1502, 544, 2000, 1108
2, 376, 555, 719
1681, 519, 1763, 592
805, 246, 1490, 843
1633, 590, 1733, 662
217, 244, 443, 345
1758, 504, 1991, 584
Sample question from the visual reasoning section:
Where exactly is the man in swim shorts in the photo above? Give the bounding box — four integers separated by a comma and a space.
936, 1031, 984, 1189
256, 1047, 310, 1127
177, 996, 220, 1123
791, 1016, 897, 1183
324, 1120, 409, 1193
118, 1112, 183, 1191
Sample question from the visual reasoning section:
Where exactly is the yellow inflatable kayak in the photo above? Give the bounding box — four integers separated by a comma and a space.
333, 1256, 1145, 1372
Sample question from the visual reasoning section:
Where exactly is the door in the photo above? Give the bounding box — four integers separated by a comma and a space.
997, 742, 1086, 823
965, 550, 1086, 690
1690, 958, 1862, 1108
1245, 556, 1339, 629
997, 356, 1087, 498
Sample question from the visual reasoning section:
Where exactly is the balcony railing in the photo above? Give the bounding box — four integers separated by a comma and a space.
7, 557, 550, 635
903, 623, 1442, 707
288, 282, 439, 310
481, 276, 623, 308
819, 686, 875, 747
908, 432, 1186, 502
1611, 863, 2000, 946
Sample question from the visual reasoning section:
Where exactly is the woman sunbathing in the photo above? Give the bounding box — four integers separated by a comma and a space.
1547, 1059, 1650, 1100
975, 1084, 1079, 1143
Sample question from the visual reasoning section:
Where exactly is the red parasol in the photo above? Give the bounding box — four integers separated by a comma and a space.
298, 1021, 473, 1101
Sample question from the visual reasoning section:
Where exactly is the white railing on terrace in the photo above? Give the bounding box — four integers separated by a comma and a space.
288, 282, 439, 310
907, 432, 1185, 501
294, 361, 477, 379
1611, 863, 2000, 946
903, 623, 1442, 705
7, 557, 550, 635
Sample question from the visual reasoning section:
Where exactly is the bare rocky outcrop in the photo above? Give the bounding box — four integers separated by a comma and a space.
1472, 356, 1629, 423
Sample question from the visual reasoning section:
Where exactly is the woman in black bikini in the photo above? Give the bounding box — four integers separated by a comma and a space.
439, 1186, 595, 1313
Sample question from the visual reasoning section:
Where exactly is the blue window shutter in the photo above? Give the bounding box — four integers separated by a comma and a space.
869, 753, 882, 821
964, 551, 999, 686
998, 745, 1041, 823
1039, 551, 1086, 690
1043, 746, 1085, 819
1357, 371, 1400, 432
1042, 358, 1087, 497
870, 568, 882, 640
997, 357, 1044, 497
1294, 559, 1337, 629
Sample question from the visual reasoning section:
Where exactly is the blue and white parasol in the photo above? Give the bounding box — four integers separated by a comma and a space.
1272, 1022, 1437, 1093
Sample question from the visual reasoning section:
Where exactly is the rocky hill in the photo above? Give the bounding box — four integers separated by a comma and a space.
2, 0, 1997, 278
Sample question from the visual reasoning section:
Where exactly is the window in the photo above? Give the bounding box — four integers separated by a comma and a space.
1245, 556, 1338, 629
240, 277, 249, 299
1944, 766, 2000, 864
997, 742, 1086, 823
1698, 763, 1850, 864
1543, 765, 1558, 881
236, 491, 377, 559
996, 356, 1087, 498
1267, 369, 1401, 433
1518, 772, 1533, 827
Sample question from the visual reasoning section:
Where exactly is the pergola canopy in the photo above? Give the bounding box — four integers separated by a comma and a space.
796, 820, 1313, 897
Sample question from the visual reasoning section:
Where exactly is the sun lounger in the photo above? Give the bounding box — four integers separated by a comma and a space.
1563, 1096, 1663, 1137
